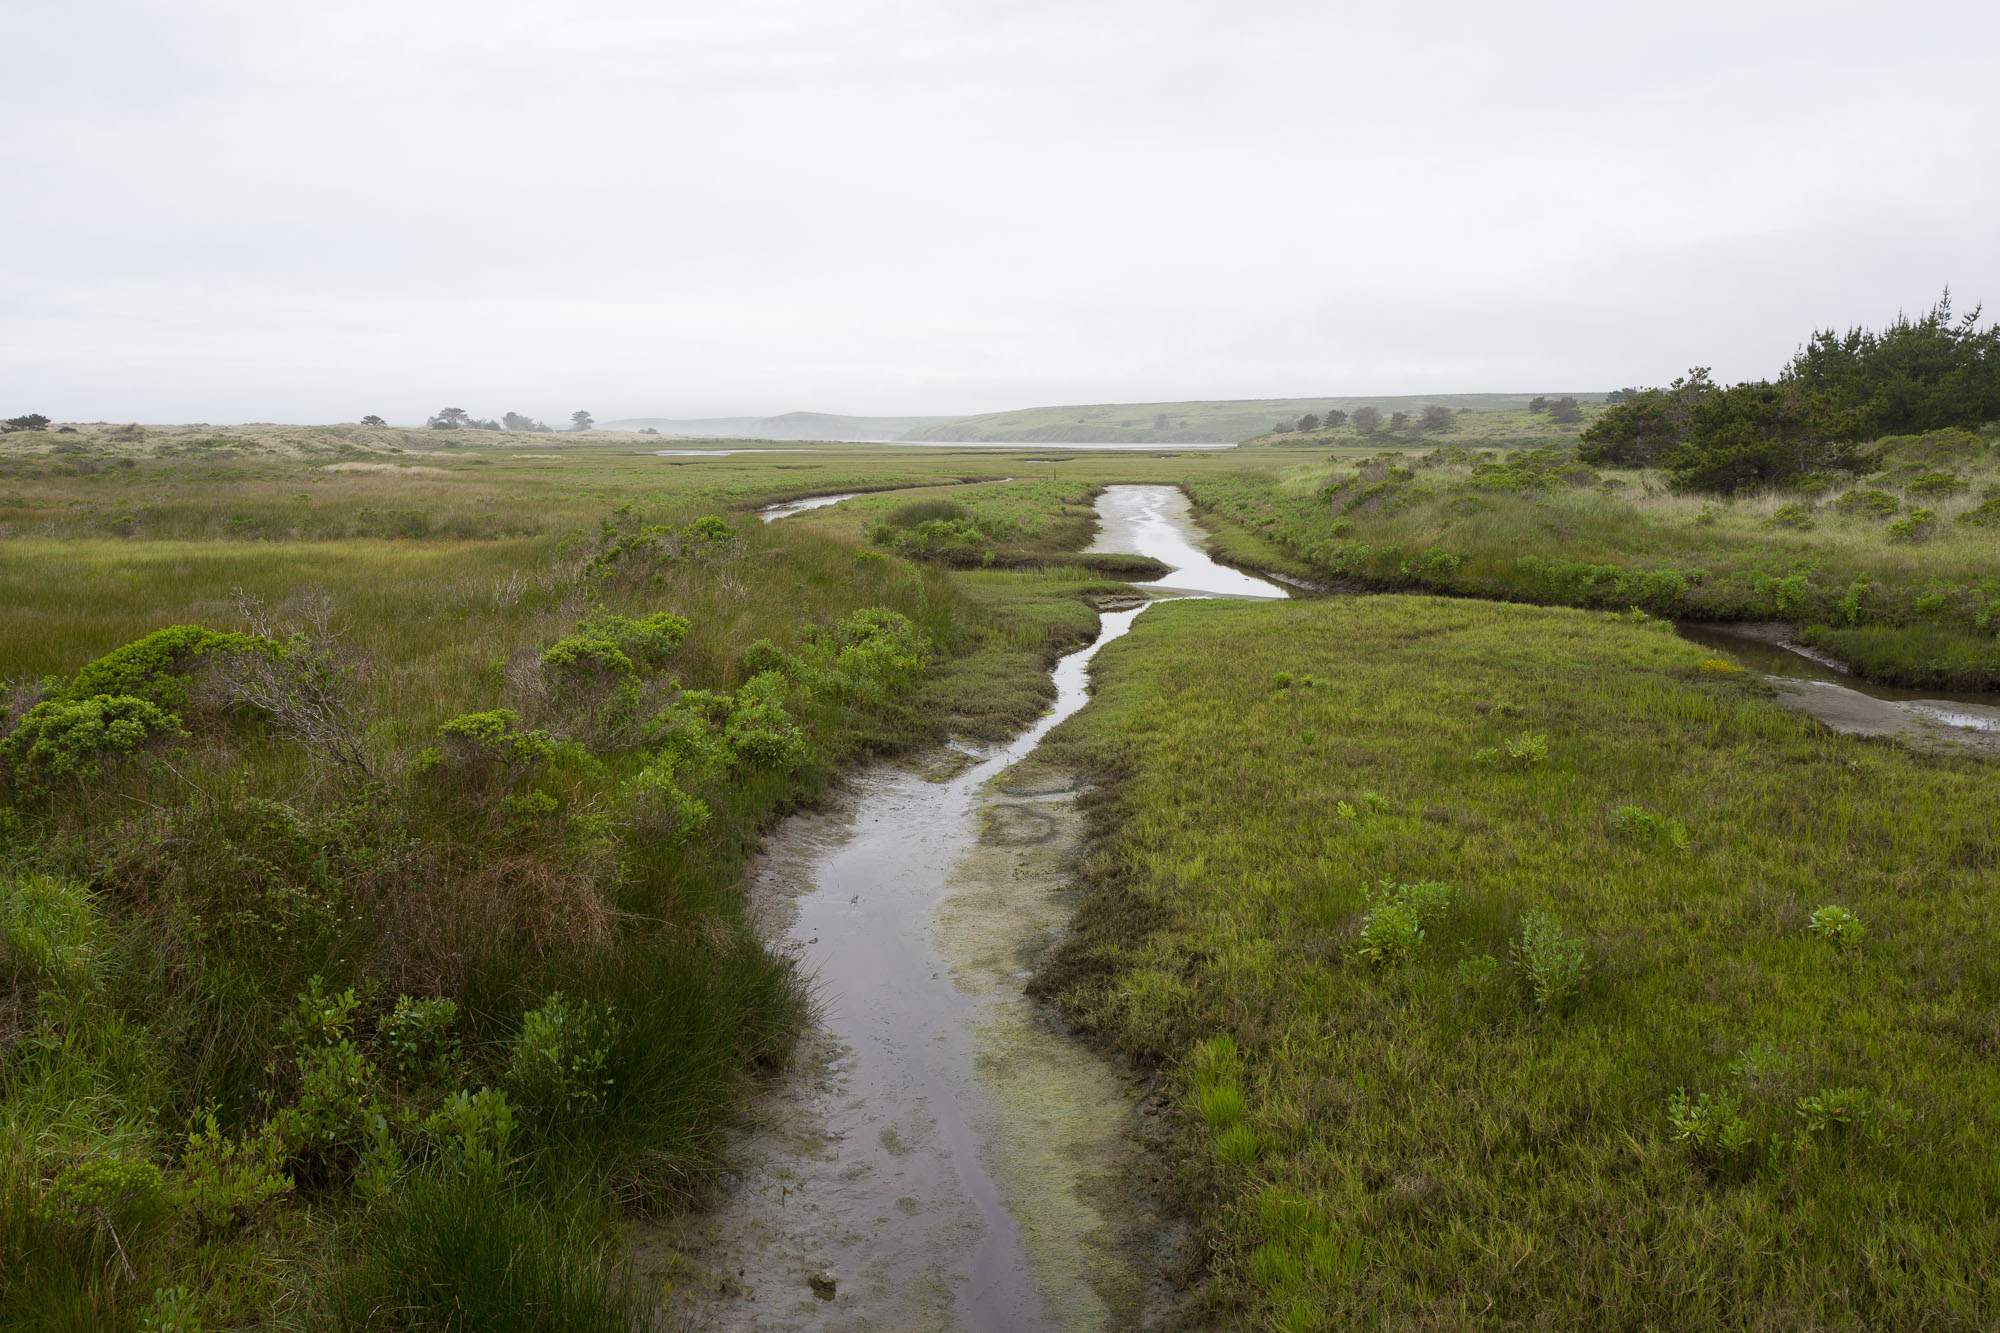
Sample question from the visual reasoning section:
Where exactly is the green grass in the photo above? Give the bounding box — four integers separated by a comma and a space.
1188, 428, 2000, 686
0, 473, 1130, 1325
1038, 595, 2000, 1329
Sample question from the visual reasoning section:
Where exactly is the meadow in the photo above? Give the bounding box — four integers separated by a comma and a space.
0, 430, 1145, 1330
1039, 595, 2000, 1329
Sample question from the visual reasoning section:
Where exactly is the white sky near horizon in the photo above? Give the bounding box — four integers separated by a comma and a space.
3, 0, 1997, 426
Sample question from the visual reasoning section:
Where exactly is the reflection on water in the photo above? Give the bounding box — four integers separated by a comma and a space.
1087, 484, 1288, 599
658, 609, 1161, 1331
759, 492, 860, 522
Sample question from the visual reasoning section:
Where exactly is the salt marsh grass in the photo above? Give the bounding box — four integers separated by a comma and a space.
1040, 594, 2000, 1328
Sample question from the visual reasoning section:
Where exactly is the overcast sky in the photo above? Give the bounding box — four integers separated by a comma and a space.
5, 0, 1997, 425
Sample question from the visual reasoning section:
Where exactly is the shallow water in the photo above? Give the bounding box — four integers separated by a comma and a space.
1087, 484, 1287, 599
1676, 623, 2000, 752
653, 608, 1165, 1330
648, 487, 1287, 1326
759, 493, 861, 522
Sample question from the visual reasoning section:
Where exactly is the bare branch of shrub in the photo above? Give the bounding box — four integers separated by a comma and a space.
213, 587, 375, 779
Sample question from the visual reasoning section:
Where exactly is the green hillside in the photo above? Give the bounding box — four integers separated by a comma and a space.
903, 394, 1606, 444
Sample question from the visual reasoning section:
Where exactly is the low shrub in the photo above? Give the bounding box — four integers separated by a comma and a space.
377, 996, 462, 1087
507, 992, 617, 1116
0, 693, 182, 782
1665, 1089, 1755, 1168
1885, 508, 1938, 543
1511, 908, 1589, 1011
1765, 504, 1815, 530
1834, 488, 1899, 518
1807, 904, 1864, 953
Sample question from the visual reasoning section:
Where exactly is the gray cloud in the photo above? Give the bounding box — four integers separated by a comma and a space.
5, 0, 1996, 423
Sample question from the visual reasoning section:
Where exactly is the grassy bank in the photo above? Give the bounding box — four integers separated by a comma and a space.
1190, 427, 2000, 688
1039, 595, 2000, 1329
0, 494, 1115, 1327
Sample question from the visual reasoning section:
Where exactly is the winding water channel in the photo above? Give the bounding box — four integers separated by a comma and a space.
655, 488, 1279, 1328
1676, 623, 2000, 753
663, 480, 1994, 1324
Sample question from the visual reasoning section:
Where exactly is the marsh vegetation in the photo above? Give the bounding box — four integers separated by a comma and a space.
4, 391, 1996, 1330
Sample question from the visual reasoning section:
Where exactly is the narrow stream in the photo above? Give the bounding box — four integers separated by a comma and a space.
759, 493, 861, 522
1677, 622, 2000, 753
653, 486, 1281, 1328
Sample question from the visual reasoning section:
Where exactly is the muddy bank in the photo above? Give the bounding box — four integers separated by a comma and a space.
1678, 622, 2000, 755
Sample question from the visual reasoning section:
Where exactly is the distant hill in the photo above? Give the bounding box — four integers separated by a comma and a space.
906, 394, 1607, 444
609, 394, 1610, 445
603, 411, 941, 442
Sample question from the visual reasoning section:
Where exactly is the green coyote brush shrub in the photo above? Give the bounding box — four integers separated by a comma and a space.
1, 693, 182, 781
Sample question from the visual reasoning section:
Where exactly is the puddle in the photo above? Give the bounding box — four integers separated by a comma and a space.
1677, 622, 2000, 754
759, 493, 862, 522
645, 606, 1172, 1330
1086, 485, 1288, 600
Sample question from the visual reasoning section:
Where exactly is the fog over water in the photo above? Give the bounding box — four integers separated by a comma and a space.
4, 0, 1996, 423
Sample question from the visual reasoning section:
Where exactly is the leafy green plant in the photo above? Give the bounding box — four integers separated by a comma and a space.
176, 1112, 293, 1234
1665, 1089, 1755, 1166
1793, 1086, 1911, 1147
61, 623, 263, 712
425, 1087, 518, 1181
285, 975, 360, 1049
572, 609, 689, 673
1807, 905, 1865, 953
1, 692, 181, 781
1904, 471, 1967, 496
432, 708, 557, 786
1511, 908, 1589, 1011
1504, 731, 1550, 767
377, 995, 461, 1086
723, 672, 815, 769
1956, 495, 2000, 527
1355, 880, 1454, 968
38, 1154, 169, 1279
507, 992, 617, 1114
137, 1285, 205, 1333
617, 757, 711, 843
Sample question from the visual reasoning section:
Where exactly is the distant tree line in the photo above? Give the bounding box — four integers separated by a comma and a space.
1527, 396, 1583, 423
3, 414, 51, 433
413, 408, 596, 432
1581, 291, 2000, 493
1270, 402, 1462, 438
